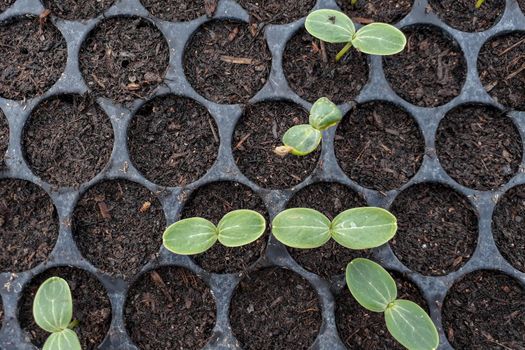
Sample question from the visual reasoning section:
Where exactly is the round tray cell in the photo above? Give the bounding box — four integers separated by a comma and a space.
0, 110, 7, 166
72, 179, 165, 279
125, 267, 216, 350
23, 94, 114, 188
390, 183, 477, 275
128, 94, 219, 187
183, 20, 271, 104
19, 267, 111, 350
237, 0, 316, 24
283, 29, 368, 104
79, 17, 169, 105
384, 25, 467, 107
436, 104, 522, 191
140, 0, 207, 22
0, 17, 67, 100
443, 271, 525, 349
336, 271, 427, 349
286, 182, 370, 279
336, 0, 412, 24
492, 184, 525, 272
335, 101, 424, 191
180, 181, 268, 274
230, 267, 322, 350
43, 0, 115, 20
232, 100, 319, 189
0, 179, 58, 272
0, 0, 15, 12
478, 31, 525, 111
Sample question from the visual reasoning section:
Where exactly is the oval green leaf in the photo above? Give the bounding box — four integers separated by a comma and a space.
282, 124, 322, 156
272, 208, 331, 248
305, 9, 355, 43
43, 329, 82, 350
33, 277, 73, 333
217, 209, 266, 247
385, 299, 439, 350
309, 97, 343, 131
331, 207, 397, 249
346, 258, 397, 312
352, 23, 407, 55
163, 217, 217, 255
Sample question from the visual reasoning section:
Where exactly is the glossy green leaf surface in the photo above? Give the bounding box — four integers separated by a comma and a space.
282, 124, 322, 156
346, 258, 397, 312
305, 9, 355, 43
43, 329, 81, 350
272, 208, 331, 248
163, 217, 217, 255
309, 97, 343, 131
352, 23, 407, 55
331, 207, 397, 249
33, 277, 73, 333
217, 209, 266, 247
385, 299, 439, 350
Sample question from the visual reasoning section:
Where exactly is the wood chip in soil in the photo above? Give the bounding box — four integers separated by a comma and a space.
336, 0, 412, 24
140, 0, 208, 22
427, 0, 505, 32
43, 0, 115, 20
237, 0, 315, 24
0, 110, 7, 166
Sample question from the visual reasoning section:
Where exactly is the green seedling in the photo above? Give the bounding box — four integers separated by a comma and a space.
350, 0, 358, 5
475, 0, 485, 8
33, 277, 81, 350
163, 209, 266, 255
305, 9, 407, 61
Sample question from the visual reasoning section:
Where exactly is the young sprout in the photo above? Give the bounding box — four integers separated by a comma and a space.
163, 209, 266, 255
475, 0, 485, 8
33, 277, 81, 350
351, 0, 358, 5
305, 9, 407, 61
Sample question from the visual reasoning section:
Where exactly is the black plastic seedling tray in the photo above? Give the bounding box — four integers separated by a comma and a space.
0, 0, 524, 349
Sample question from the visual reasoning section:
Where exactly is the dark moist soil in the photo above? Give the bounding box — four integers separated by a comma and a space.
0, 17, 67, 100
383, 26, 466, 107
492, 185, 525, 273
0, 110, 7, 166
283, 29, 368, 104
520, 0, 525, 13
180, 181, 268, 274
436, 104, 522, 191
336, 0, 412, 24
19, 267, 112, 350
128, 94, 219, 187
23, 94, 114, 188
428, 0, 505, 32
232, 101, 319, 189
79, 17, 169, 105
390, 183, 478, 276
140, 0, 207, 22
336, 271, 427, 349
125, 267, 216, 350
478, 31, 525, 111
237, 0, 315, 24
286, 182, 370, 279
72, 179, 165, 279
230, 268, 322, 350
183, 20, 271, 104
0, 179, 58, 272
0, 0, 15, 12
43, 0, 115, 20
334, 101, 424, 192
442, 271, 525, 349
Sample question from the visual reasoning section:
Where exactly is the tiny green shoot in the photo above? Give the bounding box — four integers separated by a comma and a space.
351, 0, 358, 5
475, 0, 485, 8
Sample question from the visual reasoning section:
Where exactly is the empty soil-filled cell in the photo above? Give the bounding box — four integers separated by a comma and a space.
390, 183, 478, 275
125, 267, 216, 350
19, 267, 112, 350
232, 100, 319, 189
180, 181, 268, 273
0, 179, 58, 272
0, 17, 67, 100
80, 17, 169, 104
478, 31, 525, 111
43, 0, 115, 20
140, 0, 207, 21
436, 104, 522, 191
0, 110, 7, 165
184, 20, 271, 104
230, 268, 321, 350
72, 179, 165, 279
335, 101, 424, 191
427, 0, 505, 32
128, 95, 219, 187
23, 94, 114, 188
237, 0, 315, 24
336, 0, 412, 24
384, 25, 466, 107
442, 271, 525, 349
286, 182, 371, 279
283, 29, 368, 104
0, 0, 14, 12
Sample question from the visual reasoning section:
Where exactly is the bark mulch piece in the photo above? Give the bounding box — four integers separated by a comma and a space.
390, 183, 478, 276
140, 0, 208, 22
128, 94, 219, 187
436, 104, 522, 191
427, 0, 505, 32
334, 101, 424, 191
19, 267, 112, 350
125, 267, 216, 350
43, 0, 115, 20
384, 26, 467, 107
233, 101, 319, 189
0, 110, 7, 166
0, 0, 15, 12
237, 0, 316, 24
336, 0, 412, 24
23, 94, 114, 188
230, 267, 322, 350
442, 271, 525, 349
